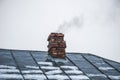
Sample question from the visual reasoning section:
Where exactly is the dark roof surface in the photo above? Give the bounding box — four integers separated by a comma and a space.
0, 49, 120, 80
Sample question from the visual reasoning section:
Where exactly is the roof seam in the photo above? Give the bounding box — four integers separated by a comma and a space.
10, 50, 25, 80
103, 59, 120, 73
52, 58, 72, 80
89, 53, 120, 73
66, 56, 91, 80
81, 54, 112, 80
29, 51, 49, 80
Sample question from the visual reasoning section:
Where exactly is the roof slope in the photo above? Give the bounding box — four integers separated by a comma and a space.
0, 49, 120, 80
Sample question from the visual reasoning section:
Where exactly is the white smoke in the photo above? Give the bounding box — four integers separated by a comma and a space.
56, 15, 83, 33
56, 0, 120, 33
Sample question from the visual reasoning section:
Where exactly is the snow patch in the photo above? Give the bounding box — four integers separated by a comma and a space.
46, 70, 62, 75
22, 70, 43, 74
87, 74, 106, 77
61, 66, 78, 70
38, 62, 53, 66
54, 58, 68, 63
0, 65, 16, 69
0, 69, 20, 73
99, 67, 114, 70
65, 70, 83, 74
70, 75, 89, 80
24, 74, 46, 80
26, 65, 39, 69
41, 66, 60, 70
47, 75, 69, 80
109, 75, 120, 79
0, 74, 23, 79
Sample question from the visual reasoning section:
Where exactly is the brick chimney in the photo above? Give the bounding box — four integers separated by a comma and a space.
47, 33, 66, 58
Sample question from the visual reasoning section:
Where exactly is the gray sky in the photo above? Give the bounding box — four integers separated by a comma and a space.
0, 0, 120, 62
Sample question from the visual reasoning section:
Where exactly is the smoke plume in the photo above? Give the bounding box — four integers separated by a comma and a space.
56, 15, 83, 33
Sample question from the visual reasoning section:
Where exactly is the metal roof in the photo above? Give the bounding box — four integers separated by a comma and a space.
0, 49, 120, 80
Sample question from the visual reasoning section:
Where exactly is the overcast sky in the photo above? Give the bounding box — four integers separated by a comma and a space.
0, 0, 120, 62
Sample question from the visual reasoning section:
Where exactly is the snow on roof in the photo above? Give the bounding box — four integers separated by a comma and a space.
0, 49, 120, 80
